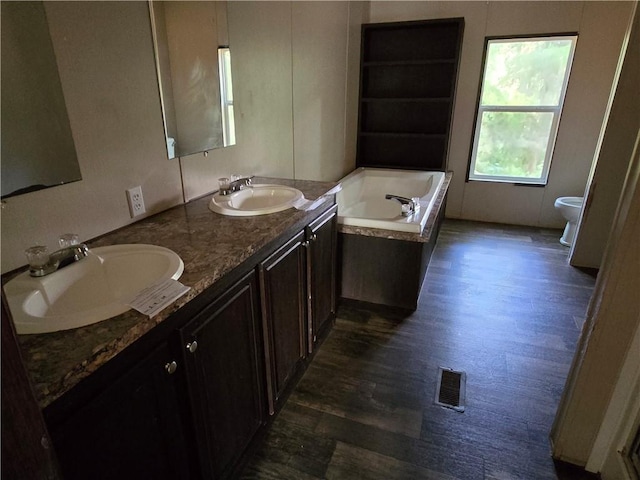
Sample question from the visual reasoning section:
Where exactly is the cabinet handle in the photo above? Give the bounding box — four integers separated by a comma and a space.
186, 341, 198, 353
165, 361, 178, 375
310, 233, 317, 242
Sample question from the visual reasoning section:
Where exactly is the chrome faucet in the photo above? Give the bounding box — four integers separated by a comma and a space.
28, 244, 90, 277
385, 194, 419, 217
219, 175, 254, 196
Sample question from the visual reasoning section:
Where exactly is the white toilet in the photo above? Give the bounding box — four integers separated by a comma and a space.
554, 196, 584, 246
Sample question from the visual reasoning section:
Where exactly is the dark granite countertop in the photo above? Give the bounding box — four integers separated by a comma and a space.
15, 178, 338, 409
338, 172, 452, 242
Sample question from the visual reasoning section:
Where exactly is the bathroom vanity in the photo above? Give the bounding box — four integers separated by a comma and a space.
9, 178, 338, 480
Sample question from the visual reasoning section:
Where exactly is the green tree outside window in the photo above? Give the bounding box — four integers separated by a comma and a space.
469, 36, 577, 184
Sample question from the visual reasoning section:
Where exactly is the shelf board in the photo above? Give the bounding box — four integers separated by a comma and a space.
359, 132, 446, 138
361, 97, 451, 103
363, 59, 456, 67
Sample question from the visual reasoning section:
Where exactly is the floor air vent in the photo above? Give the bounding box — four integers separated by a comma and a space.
435, 367, 466, 412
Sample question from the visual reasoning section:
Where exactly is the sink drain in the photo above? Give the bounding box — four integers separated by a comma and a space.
435, 367, 466, 412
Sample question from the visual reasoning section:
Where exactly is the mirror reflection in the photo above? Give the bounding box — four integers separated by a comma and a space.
149, 1, 236, 159
1, 1, 82, 199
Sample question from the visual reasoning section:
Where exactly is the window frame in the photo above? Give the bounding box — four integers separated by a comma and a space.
467, 34, 578, 186
218, 46, 236, 147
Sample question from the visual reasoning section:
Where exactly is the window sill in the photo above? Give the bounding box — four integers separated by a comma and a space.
466, 178, 547, 187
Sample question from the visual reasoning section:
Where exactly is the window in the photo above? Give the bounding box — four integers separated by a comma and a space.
468, 35, 577, 185
218, 47, 236, 147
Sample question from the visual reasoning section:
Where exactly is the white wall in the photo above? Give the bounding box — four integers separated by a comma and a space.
571, 5, 639, 269
551, 6, 640, 467
1, 2, 183, 274
551, 130, 640, 468
3, 1, 633, 273
369, 1, 635, 228
180, 1, 355, 201
293, 2, 349, 181
1, 1, 356, 273
179, 1, 295, 201
592, 320, 640, 479
344, 3, 370, 176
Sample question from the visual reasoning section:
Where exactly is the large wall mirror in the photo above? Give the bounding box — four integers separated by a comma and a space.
1, 1, 82, 199
149, 1, 236, 159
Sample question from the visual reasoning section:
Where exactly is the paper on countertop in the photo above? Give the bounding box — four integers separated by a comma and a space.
293, 197, 325, 211
324, 184, 342, 196
128, 278, 190, 317
292, 185, 342, 211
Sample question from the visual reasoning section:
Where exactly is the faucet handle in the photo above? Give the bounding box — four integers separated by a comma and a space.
218, 177, 231, 195
59, 233, 80, 248
25, 245, 60, 277
25, 245, 50, 269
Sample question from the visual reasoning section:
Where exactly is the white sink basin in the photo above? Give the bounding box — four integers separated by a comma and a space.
4, 244, 184, 334
209, 184, 304, 216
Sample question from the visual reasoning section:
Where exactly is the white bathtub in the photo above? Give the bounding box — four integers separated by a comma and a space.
336, 167, 445, 234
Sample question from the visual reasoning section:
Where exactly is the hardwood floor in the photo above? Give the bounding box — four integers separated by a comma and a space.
241, 219, 599, 480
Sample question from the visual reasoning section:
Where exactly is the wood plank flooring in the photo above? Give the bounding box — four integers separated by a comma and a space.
241, 219, 599, 480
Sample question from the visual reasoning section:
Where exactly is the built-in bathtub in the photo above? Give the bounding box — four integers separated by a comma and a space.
336, 167, 451, 310
337, 168, 446, 234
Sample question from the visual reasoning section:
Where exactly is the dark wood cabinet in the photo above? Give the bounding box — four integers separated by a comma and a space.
1, 298, 60, 480
357, 18, 464, 171
42, 202, 338, 480
259, 231, 307, 414
306, 205, 337, 351
179, 270, 265, 480
258, 206, 337, 415
50, 342, 195, 480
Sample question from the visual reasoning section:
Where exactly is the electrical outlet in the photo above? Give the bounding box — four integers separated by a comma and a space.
126, 186, 146, 218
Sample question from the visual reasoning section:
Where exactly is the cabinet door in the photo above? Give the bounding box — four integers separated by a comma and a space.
180, 271, 265, 480
307, 205, 338, 351
50, 342, 194, 480
259, 231, 307, 414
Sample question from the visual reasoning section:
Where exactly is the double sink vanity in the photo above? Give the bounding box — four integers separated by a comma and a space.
6, 177, 339, 480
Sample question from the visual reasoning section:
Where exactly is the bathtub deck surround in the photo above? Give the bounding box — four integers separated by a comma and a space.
11, 177, 337, 409
338, 171, 452, 310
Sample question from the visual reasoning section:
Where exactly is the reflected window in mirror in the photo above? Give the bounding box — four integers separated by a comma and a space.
149, 1, 236, 159
1, 1, 82, 199
218, 47, 236, 147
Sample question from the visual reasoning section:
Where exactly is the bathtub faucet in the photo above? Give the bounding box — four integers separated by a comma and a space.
385, 194, 420, 217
